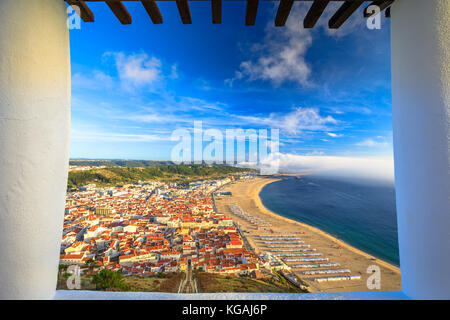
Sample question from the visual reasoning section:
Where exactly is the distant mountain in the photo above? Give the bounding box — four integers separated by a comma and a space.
69, 160, 174, 167
67, 164, 254, 189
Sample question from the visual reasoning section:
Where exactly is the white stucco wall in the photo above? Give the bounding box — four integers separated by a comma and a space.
0, 0, 448, 300
0, 0, 71, 299
54, 290, 409, 300
391, 0, 450, 299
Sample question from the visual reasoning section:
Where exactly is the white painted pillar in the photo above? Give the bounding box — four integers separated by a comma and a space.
0, 0, 70, 299
391, 0, 450, 299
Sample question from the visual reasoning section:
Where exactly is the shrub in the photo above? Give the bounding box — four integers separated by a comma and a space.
92, 269, 130, 291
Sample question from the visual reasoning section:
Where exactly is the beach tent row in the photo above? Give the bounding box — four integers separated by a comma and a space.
264, 244, 310, 248
260, 241, 304, 244
283, 257, 329, 262
260, 240, 304, 243
300, 268, 351, 275
274, 252, 323, 257
290, 263, 340, 269
255, 234, 299, 238
257, 235, 357, 286
314, 276, 361, 283
269, 248, 316, 252
258, 239, 303, 242
228, 204, 272, 227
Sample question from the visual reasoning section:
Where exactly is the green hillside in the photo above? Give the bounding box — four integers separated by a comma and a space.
67, 164, 253, 189
69, 160, 173, 167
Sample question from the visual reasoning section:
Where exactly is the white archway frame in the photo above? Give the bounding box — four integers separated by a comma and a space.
0, 0, 448, 300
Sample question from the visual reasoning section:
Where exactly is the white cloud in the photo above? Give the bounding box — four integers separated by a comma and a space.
170, 64, 179, 79
195, 78, 212, 91
177, 97, 226, 112
327, 132, 343, 138
356, 138, 389, 147
108, 52, 162, 89
264, 139, 282, 152
71, 129, 171, 143
113, 96, 228, 125
120, 113, 169, 123
117, 111, 193, 124
227, 6, 313, 87
238, 107, 337, 134
243, 152, 395, 182
226, 3, 368, 88
72, 70, 114, 90
73, 52, 170, 92
305, 151, 325, 156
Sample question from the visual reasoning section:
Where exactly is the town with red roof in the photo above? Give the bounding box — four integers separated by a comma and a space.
59, 175, 261, 279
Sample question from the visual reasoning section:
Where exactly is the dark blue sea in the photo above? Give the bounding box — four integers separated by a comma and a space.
259, 175, 400, 266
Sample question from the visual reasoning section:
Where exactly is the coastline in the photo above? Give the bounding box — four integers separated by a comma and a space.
215, 176, 401, 293
253, 177, 401, 274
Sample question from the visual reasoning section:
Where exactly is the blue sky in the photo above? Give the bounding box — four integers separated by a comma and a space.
69, 1, 394, 170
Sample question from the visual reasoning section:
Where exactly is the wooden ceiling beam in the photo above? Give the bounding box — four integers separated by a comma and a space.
275, 0, 294, 27
66, 0, 95, 22
304, 0, 330, 28
212, 0, 222, 24
364, 0, 394, 17
69, 1, 388, 29
176, 0, 192, 24
105, 1, 132, 24
141, 0, 163, 24
385, 6, 391, 18
245, 0, 259, 26
329, 1, 364, 29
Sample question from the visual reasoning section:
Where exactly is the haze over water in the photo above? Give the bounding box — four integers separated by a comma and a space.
259, 175, 400, 266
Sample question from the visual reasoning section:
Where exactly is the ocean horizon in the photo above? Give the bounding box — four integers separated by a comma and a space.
259, 175, 400, 266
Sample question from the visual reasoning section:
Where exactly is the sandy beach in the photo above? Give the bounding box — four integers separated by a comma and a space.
215, 176, 402, 293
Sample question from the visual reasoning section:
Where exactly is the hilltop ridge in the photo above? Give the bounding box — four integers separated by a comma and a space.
67, 163, 255, 189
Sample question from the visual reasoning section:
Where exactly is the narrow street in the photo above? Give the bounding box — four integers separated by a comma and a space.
180, 264, 195, 293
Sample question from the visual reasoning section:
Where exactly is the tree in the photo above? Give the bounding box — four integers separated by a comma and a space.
58, 264, 68, 278
85, 258, 97, 275
92, 269, 130, 291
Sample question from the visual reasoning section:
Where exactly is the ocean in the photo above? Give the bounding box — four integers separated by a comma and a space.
259, 175, 400, 266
